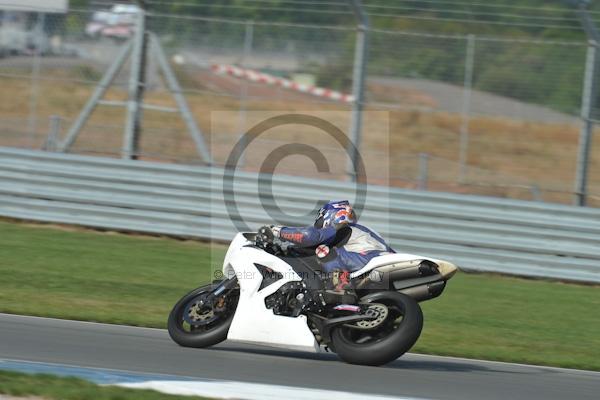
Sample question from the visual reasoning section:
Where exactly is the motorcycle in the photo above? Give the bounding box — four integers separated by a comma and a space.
168, 231, 458, 366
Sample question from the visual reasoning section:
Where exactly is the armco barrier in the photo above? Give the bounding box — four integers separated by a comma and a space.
1, 147, 599, 283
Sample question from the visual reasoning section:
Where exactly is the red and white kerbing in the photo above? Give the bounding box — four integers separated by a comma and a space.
212, 64, 355, 103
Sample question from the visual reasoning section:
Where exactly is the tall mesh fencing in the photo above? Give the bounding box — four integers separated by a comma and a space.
0, 7, 598, 206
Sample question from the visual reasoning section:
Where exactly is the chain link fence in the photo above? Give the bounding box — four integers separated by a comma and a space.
0, 5, 598, 206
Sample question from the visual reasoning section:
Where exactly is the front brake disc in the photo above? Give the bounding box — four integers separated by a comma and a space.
184, 299, 217, 326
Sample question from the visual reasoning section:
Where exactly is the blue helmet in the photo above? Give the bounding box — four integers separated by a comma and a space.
314, 200, 357, 229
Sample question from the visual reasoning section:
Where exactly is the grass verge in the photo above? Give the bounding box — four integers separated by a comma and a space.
0, 219, 224, 327
0, 370, 211, 400
1, 220, 599, 370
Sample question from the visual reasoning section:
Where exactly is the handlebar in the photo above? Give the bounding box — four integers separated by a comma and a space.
253, 232, 286, 255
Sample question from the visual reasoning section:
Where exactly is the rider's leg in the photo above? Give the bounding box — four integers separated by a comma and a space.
322, 258, 352, 293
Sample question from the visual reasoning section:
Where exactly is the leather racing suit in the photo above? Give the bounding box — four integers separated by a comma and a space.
278, 223, 394, 273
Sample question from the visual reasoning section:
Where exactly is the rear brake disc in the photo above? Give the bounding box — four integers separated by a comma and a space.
352, 303, 389, 330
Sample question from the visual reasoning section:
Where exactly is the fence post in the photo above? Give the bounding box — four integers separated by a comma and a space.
418, 153, 429, 190
458, 34, 475, 183
347, 0, 369, 182
575, 40, 598, 206
122, 6, 148, 160
574, 1, 600, 206
44, 115, 62, 152
28, 12, 45, 148
237, 20, 254, 168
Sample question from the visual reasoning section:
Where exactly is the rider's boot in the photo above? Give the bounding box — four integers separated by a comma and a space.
323, 269, 356, 304
328, 269, 351, 293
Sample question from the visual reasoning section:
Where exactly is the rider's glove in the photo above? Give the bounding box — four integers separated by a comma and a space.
258, 225, 281, 244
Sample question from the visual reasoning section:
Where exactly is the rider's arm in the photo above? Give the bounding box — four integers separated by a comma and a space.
278, 226, 337, 248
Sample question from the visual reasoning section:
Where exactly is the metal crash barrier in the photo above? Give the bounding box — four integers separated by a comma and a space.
1, 146, 599, 283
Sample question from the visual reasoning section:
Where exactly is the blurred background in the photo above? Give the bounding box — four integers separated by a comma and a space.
0, 0, 599, 206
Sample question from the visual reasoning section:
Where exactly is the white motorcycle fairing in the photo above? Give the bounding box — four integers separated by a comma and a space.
222, 233, 320, 353
219, 233, 458, 353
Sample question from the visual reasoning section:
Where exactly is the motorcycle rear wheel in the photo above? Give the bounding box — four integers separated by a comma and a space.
331, 291, 423, 366
167, 280, 239, 348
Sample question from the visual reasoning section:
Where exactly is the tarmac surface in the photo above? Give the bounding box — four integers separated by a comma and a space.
1, 313, 599, 400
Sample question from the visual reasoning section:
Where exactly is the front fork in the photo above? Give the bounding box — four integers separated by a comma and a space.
183, 277, 238, 325
205, 277, 238, 305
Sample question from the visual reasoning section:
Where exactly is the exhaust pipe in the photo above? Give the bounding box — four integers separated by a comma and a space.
355, 261, 440, 290
387, 261, 439, 281
399, 281, 446, 302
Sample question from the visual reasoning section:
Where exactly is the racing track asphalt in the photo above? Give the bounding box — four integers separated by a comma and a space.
1, 313, 599, 400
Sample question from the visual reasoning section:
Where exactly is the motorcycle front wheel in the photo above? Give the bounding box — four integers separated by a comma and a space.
331, 291, 423, 366
167, 279, 239, 348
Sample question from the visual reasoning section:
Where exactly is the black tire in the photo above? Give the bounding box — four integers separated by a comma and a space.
167, 281, 238, 348
331, 291, 423, 366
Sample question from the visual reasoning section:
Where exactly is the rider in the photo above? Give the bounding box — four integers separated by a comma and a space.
258, 200, 395, 291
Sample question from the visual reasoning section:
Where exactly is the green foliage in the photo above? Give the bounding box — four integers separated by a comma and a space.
70, 0, 90, 8
310, 62, 353, 91
369, 39, 467, 83
64, 13, 87, 36
473, 43, 585, 113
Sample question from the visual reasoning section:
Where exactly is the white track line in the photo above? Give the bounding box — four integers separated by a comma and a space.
117, 380, 426, 400
1, 358, 428, 400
